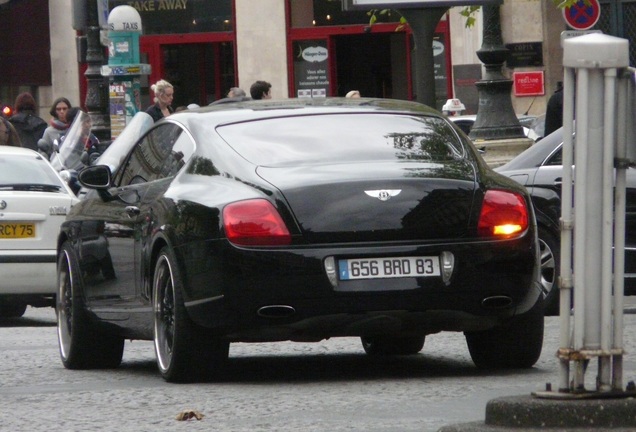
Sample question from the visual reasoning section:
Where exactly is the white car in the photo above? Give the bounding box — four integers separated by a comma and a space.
450, 114, 545, 142
0, 147, 79, 317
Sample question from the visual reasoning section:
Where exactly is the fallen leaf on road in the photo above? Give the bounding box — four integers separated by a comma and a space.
176, 410, 204, 421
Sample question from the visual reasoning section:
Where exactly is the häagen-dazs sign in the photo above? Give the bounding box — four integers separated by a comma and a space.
294, 40, 330, 98
302, 46, 328, 63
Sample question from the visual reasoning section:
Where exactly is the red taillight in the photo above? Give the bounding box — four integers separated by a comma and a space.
477, 190, 529, 238
223, 199, 291, 246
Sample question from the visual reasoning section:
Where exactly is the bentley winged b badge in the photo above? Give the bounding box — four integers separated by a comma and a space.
364, 189, 401, 202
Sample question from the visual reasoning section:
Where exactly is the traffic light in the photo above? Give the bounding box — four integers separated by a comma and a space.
1, 105, 12, 118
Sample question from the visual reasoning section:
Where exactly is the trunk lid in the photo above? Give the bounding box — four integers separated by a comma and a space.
257, 160, 479, 243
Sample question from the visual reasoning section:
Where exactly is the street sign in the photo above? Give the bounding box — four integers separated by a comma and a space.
560, 29, 602, 47
562, 0, 601, 31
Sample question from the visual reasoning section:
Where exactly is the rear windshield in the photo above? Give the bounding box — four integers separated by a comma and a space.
214, 113, 466, 166
0, 153, 64, 187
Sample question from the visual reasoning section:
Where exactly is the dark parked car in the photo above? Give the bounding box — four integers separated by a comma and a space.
56, 98, 544, 382
495, 127, 636, 315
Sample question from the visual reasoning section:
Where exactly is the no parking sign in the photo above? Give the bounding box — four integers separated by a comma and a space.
563, 0, 601, 31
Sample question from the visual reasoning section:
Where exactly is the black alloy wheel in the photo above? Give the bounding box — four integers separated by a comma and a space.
153, 247, 229, 382
465, 296, 544, 369
56, 242, 124, 369
539, 227, 561, 316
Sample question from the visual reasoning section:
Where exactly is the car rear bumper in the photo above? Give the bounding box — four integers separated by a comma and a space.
0, 252, 57, 294
180, 235, 542, 341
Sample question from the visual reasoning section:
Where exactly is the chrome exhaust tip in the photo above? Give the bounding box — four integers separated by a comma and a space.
257, 305, 296, 318
481, 296, 513, 309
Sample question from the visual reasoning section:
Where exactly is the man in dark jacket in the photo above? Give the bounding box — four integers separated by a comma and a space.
9, 92, 47, 151
544, 82, 563, 137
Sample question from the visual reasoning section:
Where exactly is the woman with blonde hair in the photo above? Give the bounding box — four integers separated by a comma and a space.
145, 79, 174, 122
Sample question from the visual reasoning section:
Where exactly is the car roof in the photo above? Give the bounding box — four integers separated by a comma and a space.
0, 146, 44, 157
496, 126, 564, 172
166, 97, 445, 127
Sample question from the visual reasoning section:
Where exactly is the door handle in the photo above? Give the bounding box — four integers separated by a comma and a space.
554, 177, 562, 186
125, 206, 140, 217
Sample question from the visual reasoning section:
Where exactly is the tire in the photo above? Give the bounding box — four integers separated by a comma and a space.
153, 247, 229, 383
0, 301, 27, 318
538, 227, 560, 315
361, 336, 425, 356
56, 241, 125, 369
465, 298, 544, 369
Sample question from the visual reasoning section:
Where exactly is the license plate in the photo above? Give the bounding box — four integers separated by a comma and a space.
0, 222, 35, 238
338, 256, 440, 280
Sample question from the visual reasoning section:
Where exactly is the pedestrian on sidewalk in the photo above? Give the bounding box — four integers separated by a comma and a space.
544, 82, 563, 137
8, 92, 47, 151
0, 113, 21, 147
146, 79, 175, 122
250, 81, 272, 100
38, 97, 72, 158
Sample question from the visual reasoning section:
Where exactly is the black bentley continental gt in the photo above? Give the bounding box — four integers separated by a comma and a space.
56, 98, 544, 382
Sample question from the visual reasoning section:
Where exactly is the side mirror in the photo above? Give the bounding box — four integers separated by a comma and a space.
78, 164, 111, 189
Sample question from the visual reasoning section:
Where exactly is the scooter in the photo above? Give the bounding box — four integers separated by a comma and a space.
48, 110, 99, 195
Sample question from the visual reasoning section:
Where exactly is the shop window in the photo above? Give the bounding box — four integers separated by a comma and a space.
291, 0, 402, 28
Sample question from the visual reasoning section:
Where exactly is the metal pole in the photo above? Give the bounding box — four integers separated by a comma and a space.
572, 67, 589, 391
397, 8, 448, 107
599, 68, 617, 392
561, 33, 630, 395
558, 66, 576, 392
84, 0, 110, 143
612, 69, 631, 391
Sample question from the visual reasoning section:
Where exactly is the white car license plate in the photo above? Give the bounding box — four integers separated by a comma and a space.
0, 222, 35, 239
338, 256, 440, 280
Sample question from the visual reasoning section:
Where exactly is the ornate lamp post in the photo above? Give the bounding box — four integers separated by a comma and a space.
83, 0, 110, 143
469, 5, 524, 141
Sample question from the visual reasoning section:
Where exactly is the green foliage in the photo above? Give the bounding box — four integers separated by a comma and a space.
553, 0, 592, 7
459, 6, 480, 29
367, 8, 407, 31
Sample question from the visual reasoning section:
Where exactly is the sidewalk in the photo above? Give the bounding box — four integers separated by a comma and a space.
438, 296, 636, 431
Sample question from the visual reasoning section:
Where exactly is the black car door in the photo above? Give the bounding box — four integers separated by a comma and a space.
84, 123, 193, 322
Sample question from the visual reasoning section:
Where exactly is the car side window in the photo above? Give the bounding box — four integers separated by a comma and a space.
545, 148, 562, 166
116, 123, 195, 186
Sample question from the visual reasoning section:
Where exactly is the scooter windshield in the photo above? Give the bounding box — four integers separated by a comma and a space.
50, 110, 92, 171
